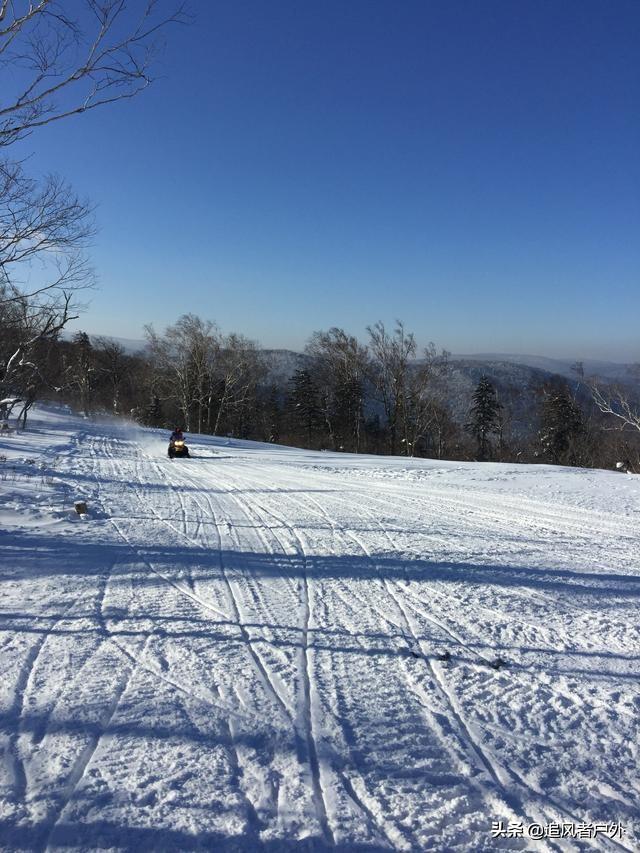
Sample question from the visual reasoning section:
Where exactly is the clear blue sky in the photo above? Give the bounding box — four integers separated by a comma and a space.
28, 0, 640, 360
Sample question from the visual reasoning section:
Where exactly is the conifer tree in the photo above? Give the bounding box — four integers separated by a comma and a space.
144, 395, 163, 428
288, 369, 322, 447
264, 385, 282, 443
466, 375, 502, 460
539, 389, 585, 465
334, 374, 364, 451
65, 332, 96, 416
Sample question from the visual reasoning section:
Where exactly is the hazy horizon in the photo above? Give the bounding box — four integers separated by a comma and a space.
67, 322, 637, 366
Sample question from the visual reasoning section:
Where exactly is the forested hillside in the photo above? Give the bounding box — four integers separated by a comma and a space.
2, 314, 638, 471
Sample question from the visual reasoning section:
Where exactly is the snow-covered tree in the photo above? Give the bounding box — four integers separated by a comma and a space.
0, 284, 74, 426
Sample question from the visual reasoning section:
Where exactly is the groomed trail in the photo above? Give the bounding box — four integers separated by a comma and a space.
1, 408, 639, 851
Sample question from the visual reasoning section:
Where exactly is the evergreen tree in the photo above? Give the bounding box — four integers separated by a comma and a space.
334, 374, 364, 451
65, 332, 96, 416
539, 389, 585, 465
288, 369, 322, 447
466, 375, 502, 460
143, 394, 164, 427
264, 385, 282, 443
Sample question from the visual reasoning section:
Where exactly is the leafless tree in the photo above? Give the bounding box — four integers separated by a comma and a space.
145, 315, 218, 432
1, 0, 189, 147
0, 1, 188, 421
0, 283, 75, 424
93, 337, 128, 414
367, 321, 417, 455
400, 343, 451, 457
306, 328, 369, 451
590, 374, 640, 435
0, 162, 94, 418
208, 333, 265, 436
0, 160, 96, 304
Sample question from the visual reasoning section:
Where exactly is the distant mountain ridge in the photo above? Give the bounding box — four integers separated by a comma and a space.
78, 332, 635, 383
259, 350, 637, 438
451, 353, 635, 382
75, 337, 635, 438
90, 335, 147, 354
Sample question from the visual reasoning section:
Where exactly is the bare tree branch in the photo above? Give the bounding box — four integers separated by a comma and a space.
590, 379, 640, 434
0, 1, 190, 146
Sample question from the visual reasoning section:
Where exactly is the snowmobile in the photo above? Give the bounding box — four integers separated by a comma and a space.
168, 437, 190, 459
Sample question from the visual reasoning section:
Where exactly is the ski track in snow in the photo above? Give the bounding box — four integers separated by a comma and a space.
220, 467, 620, 850
0, 408, 638, 852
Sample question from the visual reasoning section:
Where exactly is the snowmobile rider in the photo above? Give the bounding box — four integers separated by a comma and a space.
168, 427, 189, 458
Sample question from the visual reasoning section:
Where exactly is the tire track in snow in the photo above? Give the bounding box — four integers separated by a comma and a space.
75, 428, 635, 851
200, 495, 299, 719
230, 478, 507, 850
287, 474, 633, 851
145, 452, 339, 842
304, 486, 508, 669
338, 488, 586, 625
6, 635, 51, 804
292, 460, 638, 543
318, 479, 639, 734
110, 636, 268, 730
26, 433, 155, 847
79, 432, 283, 841
211, 464, 405, 848
340, 489, 618, 686
163, 459, 336, 843
258, 468, 610, 665
180, 692, 263, 844
103, 440, 315, 840
263, 460, 638, 602
199, 464, 345, 846
145, 451, 198, 591
289, 490, 523, 808
295, 489, 568, 833
145, 458, 295, 725
42, 644, 145, 853
216, 465, 479, 846
3, 596, 80, 809
229, 468, 491, 670
212, 470, 403, 848
225, 468, 600, 841
94, 437, 232, 623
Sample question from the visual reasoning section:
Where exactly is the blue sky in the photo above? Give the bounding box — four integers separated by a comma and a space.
27, 1, 639, 359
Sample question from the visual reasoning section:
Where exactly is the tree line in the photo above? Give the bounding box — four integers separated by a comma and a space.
2, 312, 638, 473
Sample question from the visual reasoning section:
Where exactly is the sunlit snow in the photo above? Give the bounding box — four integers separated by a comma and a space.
1, 406, 638, 851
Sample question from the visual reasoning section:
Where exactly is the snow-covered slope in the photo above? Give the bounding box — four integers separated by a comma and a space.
1, 408, 639, 851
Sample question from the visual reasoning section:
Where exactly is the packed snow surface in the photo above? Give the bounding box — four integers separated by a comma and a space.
1, 407, 639, 852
